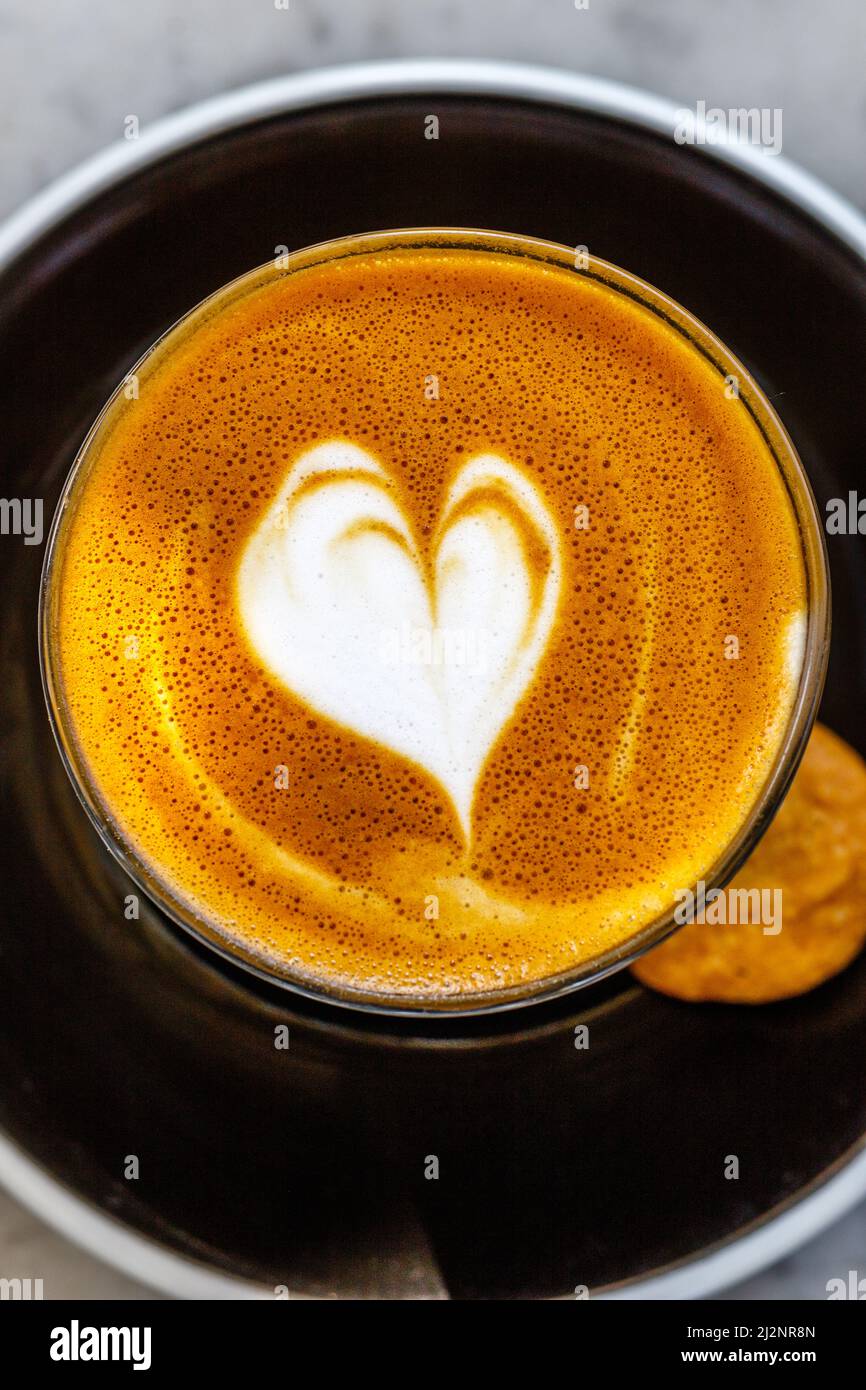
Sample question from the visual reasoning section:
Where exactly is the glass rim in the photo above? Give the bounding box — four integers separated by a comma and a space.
39, 226, 831, 1018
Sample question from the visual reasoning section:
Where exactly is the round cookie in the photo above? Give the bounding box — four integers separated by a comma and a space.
631, 724, 866, 1003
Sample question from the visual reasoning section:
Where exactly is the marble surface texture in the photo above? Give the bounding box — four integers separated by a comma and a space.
0, 0, 864, 1300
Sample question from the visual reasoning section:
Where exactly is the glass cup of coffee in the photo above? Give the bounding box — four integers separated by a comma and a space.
39, 228, 830, 1015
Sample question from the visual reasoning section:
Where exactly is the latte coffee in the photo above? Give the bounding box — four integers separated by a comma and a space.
42, 231, 822, 1009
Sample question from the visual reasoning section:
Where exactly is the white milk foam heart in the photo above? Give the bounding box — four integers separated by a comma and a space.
236, 442, 562, 838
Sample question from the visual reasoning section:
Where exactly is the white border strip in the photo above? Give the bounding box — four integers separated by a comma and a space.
2, 58, 865, 1301
3, 1121, 865, 1302
0, 59, 864, 274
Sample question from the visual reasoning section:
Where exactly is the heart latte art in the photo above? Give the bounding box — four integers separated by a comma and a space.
50, 242, 808, 1004
237, 442, 562, 838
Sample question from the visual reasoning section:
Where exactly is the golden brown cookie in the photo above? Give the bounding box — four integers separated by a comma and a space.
631, 724, 866, 1003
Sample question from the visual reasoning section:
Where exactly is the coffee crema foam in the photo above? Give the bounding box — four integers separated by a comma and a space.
54, 247, 807, 1002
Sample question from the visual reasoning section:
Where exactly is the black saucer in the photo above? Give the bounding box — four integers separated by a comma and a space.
1, 69, 865, 1299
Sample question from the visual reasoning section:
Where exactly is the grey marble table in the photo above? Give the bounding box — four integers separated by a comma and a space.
1, 0, 864, 1300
